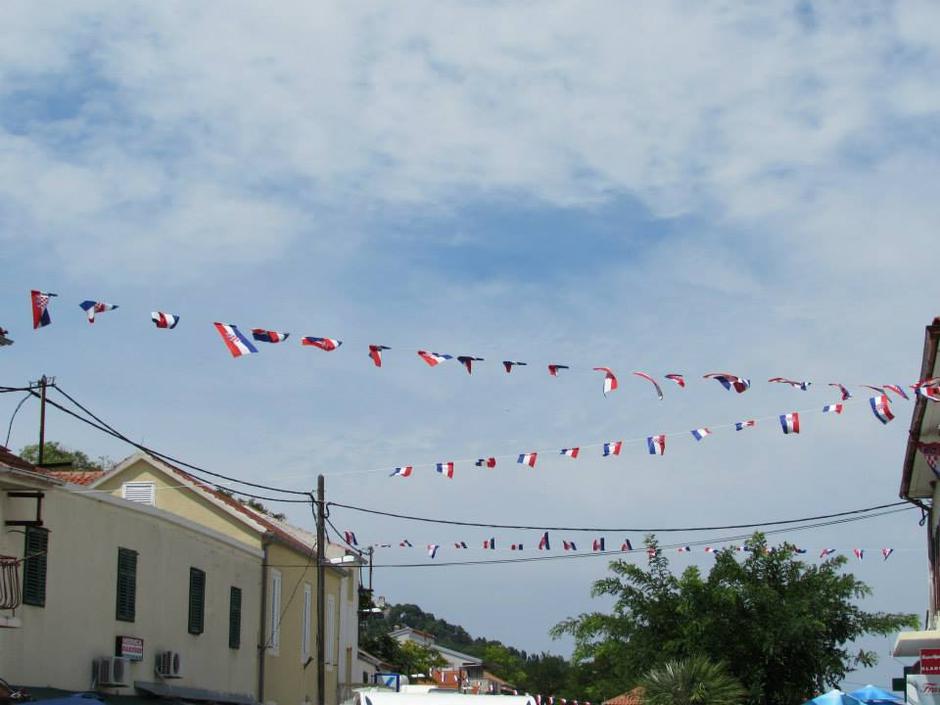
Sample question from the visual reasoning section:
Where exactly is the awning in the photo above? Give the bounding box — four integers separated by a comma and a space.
893, 630, 940, 656
134, 680, 258, 705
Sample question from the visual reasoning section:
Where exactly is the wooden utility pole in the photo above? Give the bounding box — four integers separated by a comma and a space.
316, 474, 326, 705
37, 375, 48, 465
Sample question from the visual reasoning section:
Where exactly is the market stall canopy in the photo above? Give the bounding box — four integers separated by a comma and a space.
848, 684, 903, 704
803, 690, 864, 705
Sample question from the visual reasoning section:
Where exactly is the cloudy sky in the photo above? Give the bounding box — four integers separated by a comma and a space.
3, 0, 940, 690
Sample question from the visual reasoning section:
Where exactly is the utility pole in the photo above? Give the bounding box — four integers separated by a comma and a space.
316, 474, 326, 705
35, 375, 50, 465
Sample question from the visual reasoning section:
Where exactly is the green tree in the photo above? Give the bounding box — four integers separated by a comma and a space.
552, 534, 916, 705
640, 657, 745, 705
19, 442, 112, 469
397, 641, 447, 680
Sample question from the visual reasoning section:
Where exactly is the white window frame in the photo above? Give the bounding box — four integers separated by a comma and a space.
301, 583, 312, 663
268, 569, 282, 655
325, 593, 336, 669
121, 481, 155, 506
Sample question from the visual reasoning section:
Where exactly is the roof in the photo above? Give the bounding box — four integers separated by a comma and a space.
900, 317, 940, 500
389, 627, 482, 666
45, 468, 106, 485
0, 446, 60, 483
603, 688, 644, 705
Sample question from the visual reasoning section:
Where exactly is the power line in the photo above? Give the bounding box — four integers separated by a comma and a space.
326, 499, 910, 533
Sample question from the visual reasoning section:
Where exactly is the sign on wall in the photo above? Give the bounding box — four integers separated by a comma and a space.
908, 675, 940, 704
115, 636, 144, 662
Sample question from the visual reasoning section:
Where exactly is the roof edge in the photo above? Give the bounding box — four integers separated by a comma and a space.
900, 318, 940, 499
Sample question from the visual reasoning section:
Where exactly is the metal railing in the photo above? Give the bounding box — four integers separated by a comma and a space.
0, 556, 20, 610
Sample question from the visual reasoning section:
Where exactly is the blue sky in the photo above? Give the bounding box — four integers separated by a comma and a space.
3, 0, 940, 691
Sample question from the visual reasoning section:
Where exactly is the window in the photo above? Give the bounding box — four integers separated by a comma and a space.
121, 481, 155, 506
229, 586, 242, 649
268, 570, 282, 653
188, 567, 206, 635
301, 583, 312, 662
325, 593, 336, 668
22, 527, 49, 607
115, 548, 138, 622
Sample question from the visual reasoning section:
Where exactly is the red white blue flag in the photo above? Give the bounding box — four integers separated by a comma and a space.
454, 541, 468, 549
30, 290, 56, 329
632, 371, 663, 400
390, 466, 413, 478
704, 546, 720, 554
691, 428, 711, 442
302, 336, 341, 350
883, 384, 910, 400
647, 435, 666, 455
475, 457, 497, 468
517, 452, 538, 468
502, 360, 527, 373
213, 323, 259, 358
560, 447, 580, 459
563, 540, 577, 551
779, 412, 800, 434
869, 395, 895, 424
547, 364, 569, 377
457, 355, 484, 374
417, 350, 453, 366
343, 531, 358, 546
828, 383, 852, 400
368, 344, 391, 367
593, 367, 619, 396
621, 539, 633, 551
735, 420, 756, 431
853, 548, 864, 560
79, 300, 118, 323
151, 311, 180, 329
603, 441, 622, 457
253, 329, 290, 343
882, 547, 894, 561
592, 538, 605, 551
427, 544, 440, 559
704, 372, 750, 393
400, 539, 412, 547
769, 377, 811, 390
538, 532, 550, 550
822, 403, 844, 414
483, 538, 496, 549
665, 373, 686, 388
677, 546, 691, 553
819, 548, 836, 558
915, 385, 940, 401
436, 461, 455, 479
511, 543, 524, 551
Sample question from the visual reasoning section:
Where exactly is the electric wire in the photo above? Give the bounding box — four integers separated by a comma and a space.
4, 393, 31, 447
326, 499, 909, 533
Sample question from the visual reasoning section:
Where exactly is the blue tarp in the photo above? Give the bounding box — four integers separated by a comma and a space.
848, 684, 903, 704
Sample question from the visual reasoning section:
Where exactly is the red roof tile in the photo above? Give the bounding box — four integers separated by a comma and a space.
0, 446, 52, 476
46, 469, 106, 485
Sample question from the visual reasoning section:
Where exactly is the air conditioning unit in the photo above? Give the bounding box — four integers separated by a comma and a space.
96, 656, 129, 687
155, 650, 183, 679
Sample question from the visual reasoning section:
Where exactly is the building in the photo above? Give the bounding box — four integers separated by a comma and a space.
893, 317, 940, 700
89, 452, 362, 705
0, 446, 262, 703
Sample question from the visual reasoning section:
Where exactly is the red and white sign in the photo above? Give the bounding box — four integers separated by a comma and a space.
923, 649, 940, 675
116, 635, 144, 662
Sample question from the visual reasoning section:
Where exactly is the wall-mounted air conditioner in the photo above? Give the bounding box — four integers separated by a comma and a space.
96, 656, 129, 687
155, 650, 183, 679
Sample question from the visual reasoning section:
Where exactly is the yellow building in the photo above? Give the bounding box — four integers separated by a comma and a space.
90, 453, 361, 705
0, 447, 262, 703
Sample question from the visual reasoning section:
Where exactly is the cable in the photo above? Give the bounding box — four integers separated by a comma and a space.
327, 499, 909, 533
46, 384, 310, 497
5, 392, 31, 447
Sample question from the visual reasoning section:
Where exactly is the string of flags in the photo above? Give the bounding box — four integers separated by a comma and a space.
344, 529, 898, 562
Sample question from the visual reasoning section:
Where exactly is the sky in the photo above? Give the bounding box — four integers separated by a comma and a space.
3, 0, 940, 692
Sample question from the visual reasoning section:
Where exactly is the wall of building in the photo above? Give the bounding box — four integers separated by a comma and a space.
0, 475, 263, 698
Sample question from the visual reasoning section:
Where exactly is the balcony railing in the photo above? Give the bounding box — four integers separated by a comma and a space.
0, 556, 20, 610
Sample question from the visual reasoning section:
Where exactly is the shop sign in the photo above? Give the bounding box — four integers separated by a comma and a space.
115, 635, 144, 661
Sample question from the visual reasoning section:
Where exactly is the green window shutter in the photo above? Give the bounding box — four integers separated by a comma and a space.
22, 527, 49, 607
229, 586, 242, 649
115, 548, 138, 622
188, 567, 206, 635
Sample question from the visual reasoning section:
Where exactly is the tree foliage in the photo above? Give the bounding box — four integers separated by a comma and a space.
640, 656, 745, 705
19, 441, 112, 470
552, 534, 916, 705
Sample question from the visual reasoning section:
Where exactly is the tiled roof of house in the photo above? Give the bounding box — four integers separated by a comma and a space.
602, 688, 644, 705
45, 469, 106, 485
0, 446, 42, 473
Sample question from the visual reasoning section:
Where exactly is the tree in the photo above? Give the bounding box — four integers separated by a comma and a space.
640, 657, 745, 705
397, 641, 447, 680
552, 534, 916, 705
19, 442, 112, 469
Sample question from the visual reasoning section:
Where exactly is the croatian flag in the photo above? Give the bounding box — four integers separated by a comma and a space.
647, 435, 666, 455
417, 350, 453, 367
735, 420, 756, 431
779, 412, 800, 434
792, 547, 807, 554
79, 300, 118, 323
621, 539, 633, 551
427, 544, 440, 559
593, 367, 619, 396
647, 547, 660, 558
511, 543, 523, 551
454, 541, 468, 549
560, 447, 580, 459
704, 373, 751, 393
457, 355, 484, 374
400, 539, 412, 547
517, 452, 538, 468
822, 403, 844, 414
538, 531, 551, 550
151, 311, 180, 329
915, 385, 940, 401
853, 548, 864, 560
665, 373, 686, 388
882, 547, 894, 561
676, 546, 691, 553
213, 323, 259, 358
502, 360, 527, 373
704, 546, 720, 554
343, 531, 358, 546
883, 384, 910, 400
828, 383, 852, 400
475, 457, 497, 468
390, 466, 413, 478
368, 345, 391, 367
547, 364, 569, 377
819, 548, 836, 558
253, 329, 290, 343
869, 395, 895, 424
436, 461, 455, 479
592, 538, 605, 552
483, 538, 496, 550
562, 540, 577, 551
602, 441, 622, 457
769, 377, 811, 390
30, 290, 56, 329
691, 428, 711, 441
302, 336, 341, 350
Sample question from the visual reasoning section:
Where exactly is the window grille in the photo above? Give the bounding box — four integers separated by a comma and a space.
0, 555, 20, 610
